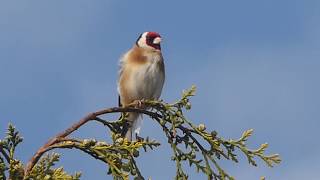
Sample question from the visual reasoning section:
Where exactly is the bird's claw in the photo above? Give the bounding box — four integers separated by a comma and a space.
133, 99, 144, 108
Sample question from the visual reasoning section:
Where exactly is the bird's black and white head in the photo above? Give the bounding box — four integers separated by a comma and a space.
136, 32, 162, 51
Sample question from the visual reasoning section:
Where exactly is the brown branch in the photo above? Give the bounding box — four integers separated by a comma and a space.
24, 105, 162, 177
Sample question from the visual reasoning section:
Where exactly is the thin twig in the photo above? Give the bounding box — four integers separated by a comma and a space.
94, 117, 115, 130
48, 141, 110, 164
130, 155, 144, 179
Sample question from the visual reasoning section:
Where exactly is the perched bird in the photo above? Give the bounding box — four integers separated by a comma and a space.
117, 32, 165, 141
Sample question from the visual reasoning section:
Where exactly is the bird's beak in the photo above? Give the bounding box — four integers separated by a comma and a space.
153, 37, 162, 44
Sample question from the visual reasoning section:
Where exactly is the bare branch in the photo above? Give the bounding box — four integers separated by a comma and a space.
24, 105, 161, 177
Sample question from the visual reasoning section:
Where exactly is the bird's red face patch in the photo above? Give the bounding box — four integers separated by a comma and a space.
146, 32, 161, 50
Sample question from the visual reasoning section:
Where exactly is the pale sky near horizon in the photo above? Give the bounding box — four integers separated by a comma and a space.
1, 1, 320, 179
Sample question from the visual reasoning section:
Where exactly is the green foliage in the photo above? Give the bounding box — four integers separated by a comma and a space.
140, 86, 281, 179
0, 124, 24, 180
38, 135, 159, 180
27, 153, 81, 180
0, 158, 7, 180
0, 86, 281, 180
0, 125, 79, 180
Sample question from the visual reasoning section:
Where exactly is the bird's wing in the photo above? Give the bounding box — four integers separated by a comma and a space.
117, 52, 127, 107
118, 95, 122, 107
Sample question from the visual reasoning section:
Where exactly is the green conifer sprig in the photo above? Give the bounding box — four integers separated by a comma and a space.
0, 86, 280, 180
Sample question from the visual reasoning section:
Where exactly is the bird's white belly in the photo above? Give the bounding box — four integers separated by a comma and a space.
129, 62, 164, 100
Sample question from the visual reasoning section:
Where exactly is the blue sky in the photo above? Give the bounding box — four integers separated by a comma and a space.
1, 1, 320, 179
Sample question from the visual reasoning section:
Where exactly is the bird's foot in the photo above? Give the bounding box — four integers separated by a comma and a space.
133, 99, 145, 108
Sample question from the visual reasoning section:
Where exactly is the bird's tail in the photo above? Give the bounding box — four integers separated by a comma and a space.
121, 112, 140, 141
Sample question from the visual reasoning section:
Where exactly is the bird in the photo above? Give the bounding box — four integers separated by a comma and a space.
117, 32, 165, 141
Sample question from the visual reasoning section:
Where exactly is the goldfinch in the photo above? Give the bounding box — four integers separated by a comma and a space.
117, 32, 165, 141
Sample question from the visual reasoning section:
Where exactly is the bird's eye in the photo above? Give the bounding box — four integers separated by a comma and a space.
146, 36, 154, 43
